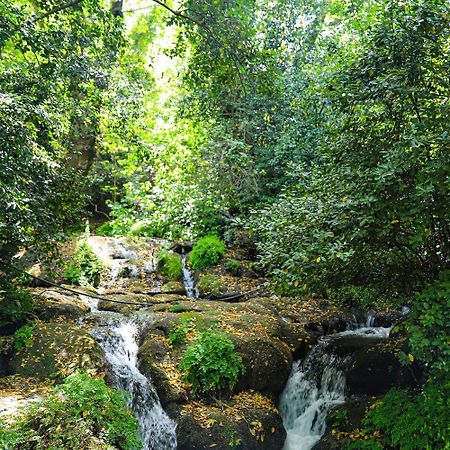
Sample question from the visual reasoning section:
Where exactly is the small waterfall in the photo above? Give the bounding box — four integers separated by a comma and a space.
94, 317, 177, 450
279, 323, 391, 450
181, 250, 197, 298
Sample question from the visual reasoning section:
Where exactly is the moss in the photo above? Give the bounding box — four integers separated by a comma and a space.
158, 249, 183, 281
189, 236, 225, 270
198, 274, 225, 298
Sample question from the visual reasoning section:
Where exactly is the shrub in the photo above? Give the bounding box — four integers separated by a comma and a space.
129, 220, 154, 236
62, 241, 103, 287
157, 249, 182, 281
0, 286, 33, 331
406, 270, 450, 377
13, 323, 33, 353
95, 221, 115, 236
225, 259, 243, 276
189, 236, 225, 270
360, 382, 449, 450
197, 274, 225, 298
0, 371, 142, 450
181, 329, 244, 394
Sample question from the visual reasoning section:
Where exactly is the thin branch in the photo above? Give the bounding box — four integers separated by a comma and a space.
13, 0, 85, 31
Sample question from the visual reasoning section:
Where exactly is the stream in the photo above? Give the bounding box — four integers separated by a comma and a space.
279, 318, 391, 450
80, 300, 177, 449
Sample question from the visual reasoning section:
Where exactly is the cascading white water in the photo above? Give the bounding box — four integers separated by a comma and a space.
181, 250, 198, 298
94, 317, 177, 450
279, 322, 391, 450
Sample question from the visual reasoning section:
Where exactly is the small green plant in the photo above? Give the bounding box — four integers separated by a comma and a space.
168, 314, 195, 345
181, 329, 244, 394
225, 258, 243, 276
13, 323, 34, 353
189, 236, 226, 270
62, 241, 103, 287
330, 408, 349, 427
95, 221, 115, 236
0, 371, 142, 450
157, 249, 182, 281
197, 274, 225, 298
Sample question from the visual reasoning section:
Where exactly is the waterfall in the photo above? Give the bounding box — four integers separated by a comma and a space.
93, 317, 177, 450
181, 250, 197, 298
279, 322, 391, 450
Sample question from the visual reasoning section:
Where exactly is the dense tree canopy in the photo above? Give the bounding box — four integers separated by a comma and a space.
0, 0, 449, 447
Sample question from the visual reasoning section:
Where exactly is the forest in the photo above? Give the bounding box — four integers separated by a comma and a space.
0, 0, 449, 449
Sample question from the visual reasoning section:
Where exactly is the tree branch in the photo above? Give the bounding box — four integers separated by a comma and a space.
13, 0, 85, 31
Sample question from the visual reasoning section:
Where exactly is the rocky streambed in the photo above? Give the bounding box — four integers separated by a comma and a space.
0, 236, 417, 450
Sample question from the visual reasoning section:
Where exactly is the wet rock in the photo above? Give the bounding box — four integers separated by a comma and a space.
312, 399, 373, 450
347, 340, 419, 395
139, 334, 186, 406
9, 323, 106, 380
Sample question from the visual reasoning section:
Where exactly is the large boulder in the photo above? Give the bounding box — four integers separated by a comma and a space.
346, 339, 420, 395
138, 334, 186, 407
234, 336, 293, 395
176, 391, 286, 450
32, 290, 89, 321
9, 322, 106, 379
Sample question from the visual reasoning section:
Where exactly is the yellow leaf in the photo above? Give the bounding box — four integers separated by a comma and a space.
271, 427, 276, 433
210, 444, 217, 448
316, 257, 321, 263
293, 280, 299, 287
341, 196, 348, 202
390, 220, 400, 225
408, 354, 414, 362
82, 410, 89, 417
302, 284, 308, 290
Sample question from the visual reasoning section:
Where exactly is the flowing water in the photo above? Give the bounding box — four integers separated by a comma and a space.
93, 317, 177, 449
181, 250, 198, 298
79, 295, 177, 449
279, 321, 391, 450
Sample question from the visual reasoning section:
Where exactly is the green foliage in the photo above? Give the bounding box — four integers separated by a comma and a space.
197, 274, 225, 298
62, 241, 103, 287
13, 323, 33, 353
0, 371, 142, 450
327, 285, 396, 310
181, 329, 244, 394
250, 0, 450, 302
225, 259, 243, 277
0, 0, 123, 270
190, 236, 226, 270
0, 286, 33, 331
406, 271, 450, 377
157, 249, 182, 281
95, 221, 116, 237
330, 408, 349, 428
360, 383, 450, 450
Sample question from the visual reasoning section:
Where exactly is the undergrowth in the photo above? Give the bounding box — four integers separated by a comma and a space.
0, 371, 142, 450
189, 236, 225, 270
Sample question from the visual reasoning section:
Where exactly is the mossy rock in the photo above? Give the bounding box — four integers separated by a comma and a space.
158, 250, 183, 281
197, 274, 225, 298
161, 281, 186, 295
138, 334, 185, 406
9, 323, 106, 380
234, 336, 293, 395
176, 392, 286, 450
